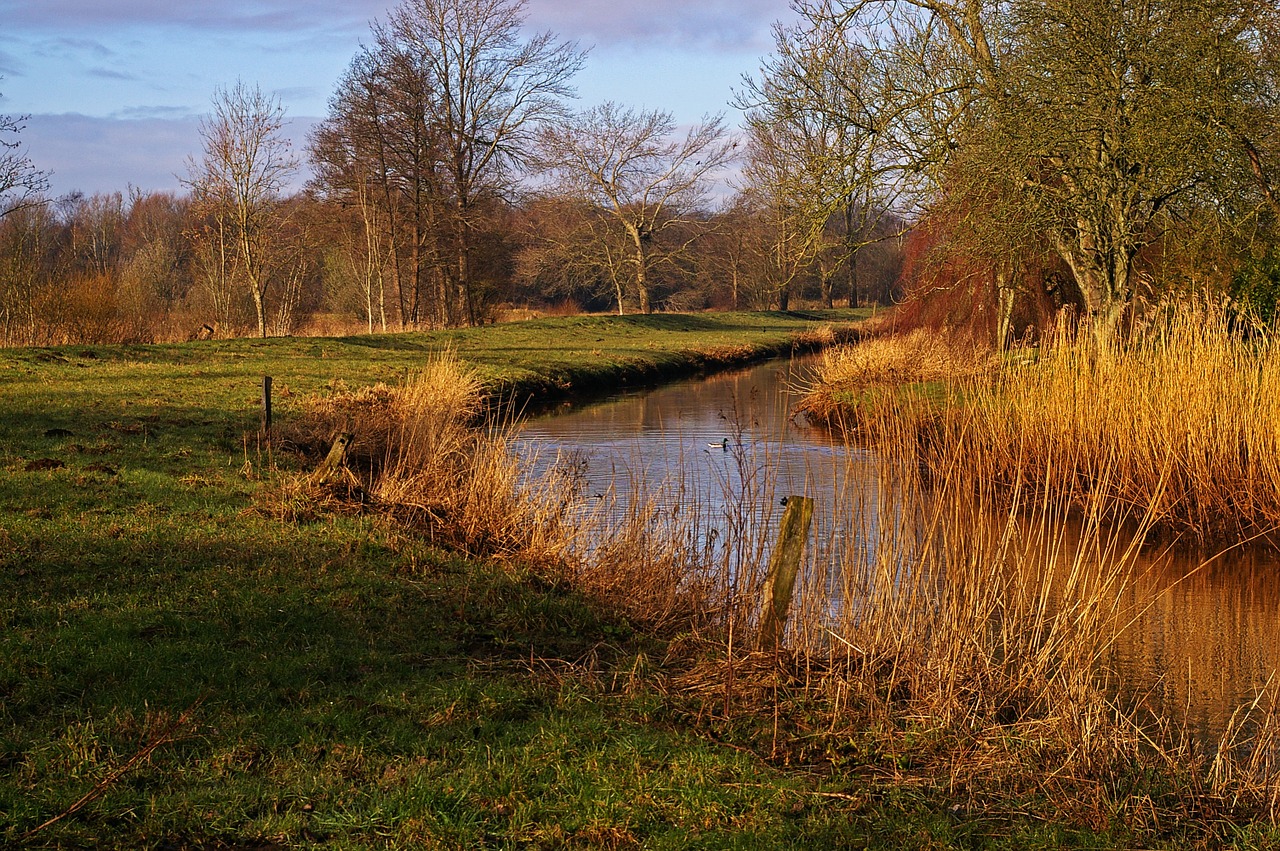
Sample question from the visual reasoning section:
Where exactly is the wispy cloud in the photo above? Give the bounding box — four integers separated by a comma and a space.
3, 1, 382, 34
526, 0, 788, 51
89, 67, 139, 81
7, 0, 789, 53
0, 51, 26, 79
271, 85, 323, 103
21, 112, 319, 198
110, 105, 198, 120
33, 37, 118, 60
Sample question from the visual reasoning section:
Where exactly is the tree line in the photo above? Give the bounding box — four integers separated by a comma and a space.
0, 0, 902, 348
5, 0, 1274, 347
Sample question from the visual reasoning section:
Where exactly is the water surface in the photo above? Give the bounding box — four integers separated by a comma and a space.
518, 355, 1280, 738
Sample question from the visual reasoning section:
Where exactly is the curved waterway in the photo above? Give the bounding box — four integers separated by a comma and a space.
517, 355, 1280, 741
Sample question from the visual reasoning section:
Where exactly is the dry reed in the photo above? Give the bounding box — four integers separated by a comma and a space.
955, 307, 1280, 544
266, 353, 586, 564
785, 308, 1280, 819
801, 329, 992, 426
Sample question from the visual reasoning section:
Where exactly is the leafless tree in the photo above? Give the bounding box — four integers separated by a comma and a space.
537, 103, 735, 313
737, 16, 909, 310
312, 0, 583, 327
1, 83, 48, 220
185, 81, 298, 338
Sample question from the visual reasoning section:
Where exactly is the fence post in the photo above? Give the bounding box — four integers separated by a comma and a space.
758, 495, 815, 652
261, 375, 273, 439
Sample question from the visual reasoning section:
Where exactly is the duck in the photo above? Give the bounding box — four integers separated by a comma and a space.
707, 438, 729, 450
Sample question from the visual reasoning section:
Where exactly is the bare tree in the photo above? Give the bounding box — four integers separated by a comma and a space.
0, 204, 57, 345
737, 16, 908, 310
185, 81, 298, 338
311, 0, 583, 327
737, 126, 820, 311
311, 38, 446, 327
537, 103, 735, 313
1, 82, 48, 220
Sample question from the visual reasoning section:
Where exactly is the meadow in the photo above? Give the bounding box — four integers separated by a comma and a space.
3, 308, 1278, 849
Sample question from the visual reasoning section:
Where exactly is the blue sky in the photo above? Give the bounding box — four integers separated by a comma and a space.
0, 0, 795, 198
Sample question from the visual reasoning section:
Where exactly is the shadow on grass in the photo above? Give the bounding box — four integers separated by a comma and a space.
2, 522, 742, 844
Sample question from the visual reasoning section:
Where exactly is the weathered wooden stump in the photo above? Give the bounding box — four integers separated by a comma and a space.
757, 495, 815, 653
313, 432, 354, 483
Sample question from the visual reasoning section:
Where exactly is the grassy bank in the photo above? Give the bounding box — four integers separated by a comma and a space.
3, 309, 1276, 848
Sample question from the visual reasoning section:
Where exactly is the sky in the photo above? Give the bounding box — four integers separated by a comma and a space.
0, 0, 797, 199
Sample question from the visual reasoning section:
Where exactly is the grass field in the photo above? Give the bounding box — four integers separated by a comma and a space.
1, 309, 1272, 849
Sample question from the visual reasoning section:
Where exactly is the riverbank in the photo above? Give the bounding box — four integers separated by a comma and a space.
3, 310, 1275, 848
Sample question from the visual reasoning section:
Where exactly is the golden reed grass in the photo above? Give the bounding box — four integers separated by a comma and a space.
788, 306, 1280, 818
267, 353, 585, 563
271, 353, 722, 629
810, 306, 1280, 545
957, 306, 1280, 545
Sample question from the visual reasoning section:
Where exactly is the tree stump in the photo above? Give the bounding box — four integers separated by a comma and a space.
758, 495, 815, 653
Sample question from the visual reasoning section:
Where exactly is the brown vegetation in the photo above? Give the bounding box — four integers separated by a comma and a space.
805, 305, 1280, 545
260, 339, 1280, 833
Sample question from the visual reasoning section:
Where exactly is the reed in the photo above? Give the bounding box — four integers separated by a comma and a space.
806, 305, 1280, 543
801, 329, 991, 426
786, 309, 1280, 819
956, 306, 1280, 544
268, 352, 586, 564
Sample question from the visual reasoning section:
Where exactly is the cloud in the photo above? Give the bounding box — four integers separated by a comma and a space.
3, 1, 385, 34
20, 112, 318, 198
110, 105, 199, 120
7, 1, 790, 53
271, 85, 323, 103
89, 67, 139, 81
31, 37, 118, 62
525, 0, 790, 52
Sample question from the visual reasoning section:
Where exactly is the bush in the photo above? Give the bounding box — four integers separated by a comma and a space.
1229, 248, 1280, 327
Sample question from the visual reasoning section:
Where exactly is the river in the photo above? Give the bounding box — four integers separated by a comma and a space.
517, 354, 1280, 741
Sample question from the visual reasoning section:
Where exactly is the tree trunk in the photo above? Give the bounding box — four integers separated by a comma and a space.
846, 249, 859, 309
995, 262, 1015, 350
629, 225, 653, 314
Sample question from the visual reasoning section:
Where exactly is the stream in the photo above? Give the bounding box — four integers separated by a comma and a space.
517, 354, 1280, 741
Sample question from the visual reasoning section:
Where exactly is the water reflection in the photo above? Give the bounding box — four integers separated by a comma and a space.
518, 356, 878, 564
517, 354, 1280, 736
1109, 547, 1280, 741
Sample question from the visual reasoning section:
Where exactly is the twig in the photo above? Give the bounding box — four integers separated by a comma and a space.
21, 698, 204, 841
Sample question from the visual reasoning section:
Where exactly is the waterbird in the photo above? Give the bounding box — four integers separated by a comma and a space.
706, 438, 729, 450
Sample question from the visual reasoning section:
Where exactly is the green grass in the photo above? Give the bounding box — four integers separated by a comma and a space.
0, 310, 1270, 849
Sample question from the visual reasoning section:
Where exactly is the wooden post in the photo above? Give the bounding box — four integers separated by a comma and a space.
314, 432, 353, 483
260, 376, 273, 438
758, 495, 815, 652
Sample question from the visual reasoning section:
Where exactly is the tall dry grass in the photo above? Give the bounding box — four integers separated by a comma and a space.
274, 353, 730, 629
782, 307, 1280, 816
269, 353, 586, 564
806, 306, 1280, 544
801, 329, 993, 426
799, 396, 1151, 737
955, 307, 1280, 544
